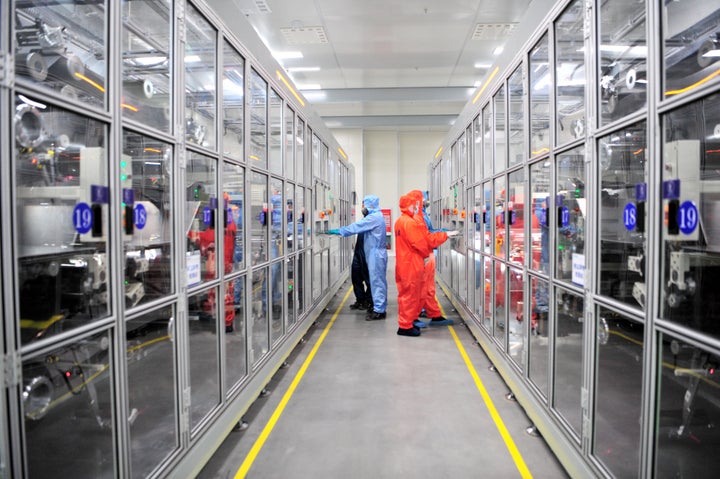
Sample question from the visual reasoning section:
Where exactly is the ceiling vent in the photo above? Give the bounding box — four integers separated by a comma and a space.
280, 26, 328, 45
472, 23, 517, 40
236, 0, 272, 15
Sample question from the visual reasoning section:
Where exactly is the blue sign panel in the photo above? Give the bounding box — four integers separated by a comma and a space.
624, 203, 637, 231
73, 203, 93, 234
678, 201, 699, 235
203, 206, 212, 226
662, 179, 680, 200
134, 203, 147, 230
91, 185, 109, 204
560, 206, 570, 227
123, 188, 135, 205
635, 183, 647, 202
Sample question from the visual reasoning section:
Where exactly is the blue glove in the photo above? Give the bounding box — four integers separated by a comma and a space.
326, 228, 340, 235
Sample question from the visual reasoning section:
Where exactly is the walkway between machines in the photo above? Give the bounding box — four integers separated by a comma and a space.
198, 266, 568, 479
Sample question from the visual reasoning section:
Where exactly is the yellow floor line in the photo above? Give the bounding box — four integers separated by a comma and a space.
439, 301, 533, 479
234, 287, 353, 479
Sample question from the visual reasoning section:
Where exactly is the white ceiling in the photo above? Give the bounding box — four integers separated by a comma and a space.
221, 0, 533, 130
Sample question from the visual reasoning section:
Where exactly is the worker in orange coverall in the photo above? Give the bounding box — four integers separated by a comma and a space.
394, 192, 457, 337
407, 190, 455, 328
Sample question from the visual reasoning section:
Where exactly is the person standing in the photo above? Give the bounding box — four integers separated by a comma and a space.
327, 194, 388, 320
349, 207, 373, 310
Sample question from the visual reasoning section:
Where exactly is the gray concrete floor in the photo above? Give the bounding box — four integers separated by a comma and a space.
198, 260, 568, 479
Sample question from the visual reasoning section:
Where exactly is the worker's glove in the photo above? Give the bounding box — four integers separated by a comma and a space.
326, 228, 340, 235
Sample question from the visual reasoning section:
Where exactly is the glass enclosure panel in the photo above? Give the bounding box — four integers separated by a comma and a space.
250, 267, 269, 366
287, 255, 297, 327
187, 289, 219, 431
553, 287, 584, 436
508, 169, 525, 266
494, 177, 506, 260
474, 251, 483, 317
285, 106, 295, 180
269, 89, 282, 175
249, 70, 267, 169
222, 41, 244, 160
14, 98, 110, 345
225, 276, 247, 390
298, 251, 307, 314
508, 266, 525, 368
123, 131, 173, 307
482, 255, 492, 332
223, 162, 245, 272
270, 260, 284, 345
599, 122, 647, 309
593, 307, 643, 478
184, 4, 216, 150
16, 1, 107, 108
655, 333, 720, 477
530, 160, 551, 274
529, 276, 549, 397
660, 94, 720, 337
296, 118, 305, 184
121, 0, 172, 132
23, 330, 114, 478
530, 34, 550, 157
663, 1, 720, 99
186, 153, 217, 286
483, 182, 492, 255
555, 0, 586, 147
126, 306, 177, 479
286, 183, 296, 253
483, 104, 493, 177
270, 178, 283, 260
250, 172, 268, 266
493, 260, 507, 346
555, 146, 586, 285
473, 115, 483, 183
312, 134, 321, 180
296, 187, 306, 250
508, 67, 525, 167
494, 85, 507, 173
598, 0, 647, 125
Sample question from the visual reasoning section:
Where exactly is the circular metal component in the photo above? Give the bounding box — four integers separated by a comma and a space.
598, 316, 609, 345
65, 54, 85, 78
697, 40, 715, 69
14, 104, 44, 148
23, 375, 54, 420
26, 52, 48, 81
625, 68, 637, 90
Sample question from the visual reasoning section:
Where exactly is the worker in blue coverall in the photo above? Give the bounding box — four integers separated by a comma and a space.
327, 194, 388, 320
349, 206, 372, 310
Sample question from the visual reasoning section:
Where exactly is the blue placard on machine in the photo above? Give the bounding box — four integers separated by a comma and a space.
134, 203, 147, 230
678, 201, 699, 235
624, 203, 637, 231
73, 202, 93, 234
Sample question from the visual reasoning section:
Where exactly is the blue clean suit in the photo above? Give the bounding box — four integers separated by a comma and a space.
339, 195, 388, 313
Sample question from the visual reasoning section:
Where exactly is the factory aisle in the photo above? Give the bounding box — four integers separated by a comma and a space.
198, 258, 568, 479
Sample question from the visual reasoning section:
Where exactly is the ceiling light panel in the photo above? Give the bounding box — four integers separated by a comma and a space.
280, 26, 328, 45
236, 0, 272, 15
472, 23, 517, 40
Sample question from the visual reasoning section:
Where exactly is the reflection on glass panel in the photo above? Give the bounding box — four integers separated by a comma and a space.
270, 178, 283, 260
594, 307, 643, 478
482, 256, 492, 332
285, 106, 295, 180
599, 123, 647, 309
473, 115, 483, 183
530, 160, 551, 274
224, 162, 245, 272
312, 134, 321, 180
555, 0, 586, 146
663, 1, 720, 98
270, 260, 284, 345
530, 34, 550, 157
296, 118, 305, 184
222, 41, 244, 159
287, 255, 297, 327
122, 0, 171, 132
269, 89, 283, 175
483, 104, 493, 177
250, 172, 268, 266
493, 260, 507, 346
553, 288, 584, 436
123, 132, 173, 306
599, 0, 647, 125
250, 267, 269, 367
14, 97, 110, 345
473, 251, 483, 317
285, 183, 296, 253
473, 185, 485, 252
313, 248, 322, 301
494, 85, 507, 172
508, 169, 525, 266
296, 188, 306, 250
127, 306, 177, 478
23, 331, 113, 478
186, 153, 217, 286
508, 67, 525, 167
556, 146, 586, 284
655, 334, 720, 477
225, 276, 247, 390
16, 2, 107, 107
661, 94, 720, 338
187, 289, 220, 431
508, 266, 525, 368
249, 70, 267, 169
185, 5, 216, 150
529, 276, 549, 397
297, 251, 307, 314
494, 177, 506, 259
483, 182, 492, 255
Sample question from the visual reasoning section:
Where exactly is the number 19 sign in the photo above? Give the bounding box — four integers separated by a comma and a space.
678, 201, 699, 235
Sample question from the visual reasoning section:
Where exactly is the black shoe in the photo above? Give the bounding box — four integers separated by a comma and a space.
226, 324, 234, 333
419, 310, 427, 318
365, 311, 387, 321
397, 326, 421, 337
366, 303, 375, 312
349, 301, 365, 310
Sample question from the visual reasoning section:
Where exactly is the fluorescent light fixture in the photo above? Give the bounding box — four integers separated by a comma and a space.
272, 51, 304, 60
222, 78, 244, 97
185, 55, 201, 63
474, 62, 491, 69
493, 46, 504, 56
302, 90, 327, 102
703, 49, 720, 58
286, 66, 321, 72
134, 56, 166, 66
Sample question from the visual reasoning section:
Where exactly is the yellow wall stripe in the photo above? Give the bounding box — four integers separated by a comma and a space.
234, 287, 352, 478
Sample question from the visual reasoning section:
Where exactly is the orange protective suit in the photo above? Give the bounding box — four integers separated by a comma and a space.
394, 193, 448, 330
408, 190, 443, 318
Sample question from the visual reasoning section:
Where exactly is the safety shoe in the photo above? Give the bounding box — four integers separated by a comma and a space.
397, 326, 421, 337
365, 311, 387, 321
418, 310, 427, 318
429, 316, 454, 326
413, 320, 428, 328
349, 301, 366, 310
